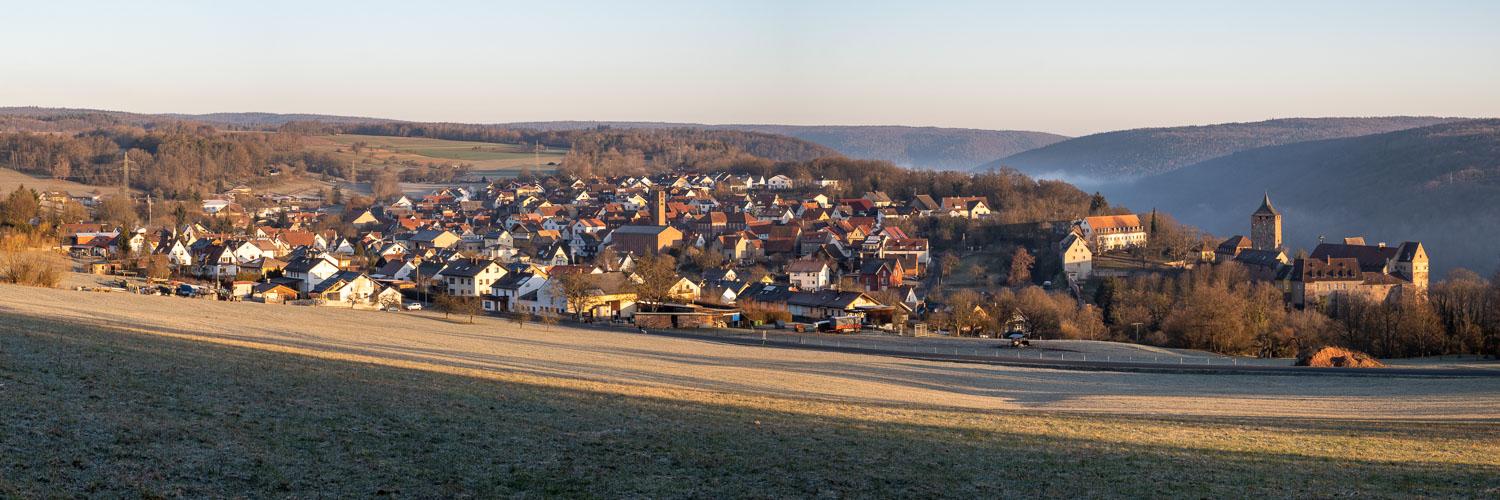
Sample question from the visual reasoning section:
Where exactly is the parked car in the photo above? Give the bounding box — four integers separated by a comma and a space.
385, 307, 401, 312
405, 303, 422, 310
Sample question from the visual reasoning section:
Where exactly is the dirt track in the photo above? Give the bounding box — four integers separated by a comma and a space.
4, 282, 1499, 420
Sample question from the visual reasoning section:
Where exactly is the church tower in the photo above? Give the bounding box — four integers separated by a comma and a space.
1250, 192, 1281, 252
652, 190, 667, 226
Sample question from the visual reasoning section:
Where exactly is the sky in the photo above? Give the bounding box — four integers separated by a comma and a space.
3, 0, 1498, 136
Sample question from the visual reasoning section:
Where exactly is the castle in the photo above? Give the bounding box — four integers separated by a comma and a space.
1217, 193, 1428, 308
1250, 192, 1281, 252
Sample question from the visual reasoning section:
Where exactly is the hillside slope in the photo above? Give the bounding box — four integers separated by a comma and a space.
505, 121, 1067, 170
6, 287, 1498, 496
978, 117, 1467, 181
1116, 119, 1500, 275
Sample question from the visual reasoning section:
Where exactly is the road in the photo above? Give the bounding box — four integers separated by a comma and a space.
626, 326, 1500, 377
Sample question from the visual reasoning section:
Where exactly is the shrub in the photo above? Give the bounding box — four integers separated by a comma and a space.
0, 231, 65, 288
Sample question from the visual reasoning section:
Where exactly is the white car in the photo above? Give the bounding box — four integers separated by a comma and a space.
405, 303, 423, 311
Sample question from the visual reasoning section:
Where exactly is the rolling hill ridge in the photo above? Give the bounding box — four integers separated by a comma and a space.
976, 117, 1468, 181
1112, 119, 1500, 275
502, 121, 1068, 171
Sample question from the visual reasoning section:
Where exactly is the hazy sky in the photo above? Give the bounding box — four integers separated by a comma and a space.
4, 1, 1498, 136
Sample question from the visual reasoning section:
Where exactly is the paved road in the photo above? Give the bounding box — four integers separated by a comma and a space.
611, 326, 1500, 378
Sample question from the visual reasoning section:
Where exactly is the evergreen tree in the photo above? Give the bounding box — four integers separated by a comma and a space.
1094, 276, 1119, 325
1089, 191, 1109, 214
117, 220, 135, 258
174, 204, 189, 229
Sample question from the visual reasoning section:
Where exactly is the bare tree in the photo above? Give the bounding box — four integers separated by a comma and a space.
555, 272, 604, 320
1008, 247, 1034, 287
594, 247, 620, 271
434, 295, 454, 320
628, 253, 679, 312
145, 255, 171, 280
379, 291, 404, 311
944, 290, 991, 336
939, 252, 961, 281
451, 296, 482, 324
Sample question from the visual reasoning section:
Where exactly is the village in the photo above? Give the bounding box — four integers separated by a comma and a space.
44, 170, 1428, 343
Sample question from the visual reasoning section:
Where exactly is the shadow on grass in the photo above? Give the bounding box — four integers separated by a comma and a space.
3, 315, 1499, 498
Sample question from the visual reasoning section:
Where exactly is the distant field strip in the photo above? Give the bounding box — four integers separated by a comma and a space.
307, 134, 562, 178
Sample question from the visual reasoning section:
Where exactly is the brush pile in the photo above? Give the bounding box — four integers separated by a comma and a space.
1295, 346, 1385, 368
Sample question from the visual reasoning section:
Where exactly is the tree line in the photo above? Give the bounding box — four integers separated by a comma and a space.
1091, 262, 1500, 357
0, 125, 303, 199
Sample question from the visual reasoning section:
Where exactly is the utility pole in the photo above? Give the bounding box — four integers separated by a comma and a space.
121, 153, 132, 198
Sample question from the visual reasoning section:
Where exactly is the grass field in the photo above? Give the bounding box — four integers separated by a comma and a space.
3, 284, 1499, 496
311, 134, 564, 179
0, 166, 122, 198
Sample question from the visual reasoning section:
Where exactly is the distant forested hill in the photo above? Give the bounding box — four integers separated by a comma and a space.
1114, 119, 1500, 276
976, 117, 1467, 181
2, 110, 1064, 169
504, 122, 1066, 170
714, 125, 1065, 171
162, 112, 398, 126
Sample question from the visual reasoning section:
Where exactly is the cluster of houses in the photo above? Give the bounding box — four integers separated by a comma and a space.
61, 172, 1019, 328
1050, 193, 1431, 310
1212, 194, 1428, 308
56, 168, 1429, 331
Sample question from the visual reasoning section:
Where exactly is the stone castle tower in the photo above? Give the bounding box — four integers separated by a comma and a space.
1251, 192, 1281, 252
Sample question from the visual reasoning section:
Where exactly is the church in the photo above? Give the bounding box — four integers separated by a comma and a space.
610, 190, 684, 256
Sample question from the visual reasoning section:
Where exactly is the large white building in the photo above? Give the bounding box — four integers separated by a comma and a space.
1079, 214, 1148, 251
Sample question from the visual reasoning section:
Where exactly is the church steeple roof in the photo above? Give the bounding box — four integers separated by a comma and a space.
1254, 192, 1279, 216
